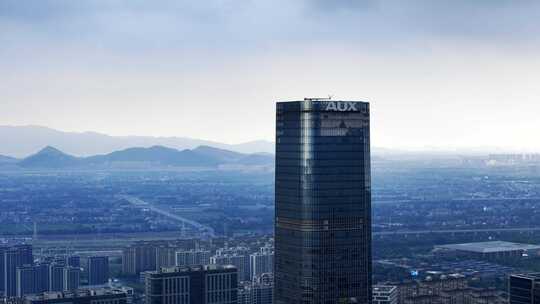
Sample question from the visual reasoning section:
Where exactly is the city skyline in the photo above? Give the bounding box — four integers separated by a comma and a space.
2, 1, 540, 150
4, 2, 540, 303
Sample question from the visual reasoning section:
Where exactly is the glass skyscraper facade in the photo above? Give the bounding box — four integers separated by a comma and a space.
509, 273, 540, 304
275, 99, 372, 304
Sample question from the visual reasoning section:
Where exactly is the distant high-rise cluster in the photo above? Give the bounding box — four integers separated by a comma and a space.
209, 244, 274, 284
122, 240, 207, 276
120, 239, 274, 304
1, 245, 82, 298
210, 247, 251, 283
2, 245, 33, 297
175, 249, 211, 267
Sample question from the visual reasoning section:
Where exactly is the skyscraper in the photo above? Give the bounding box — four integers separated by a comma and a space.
275, 99, 372, 303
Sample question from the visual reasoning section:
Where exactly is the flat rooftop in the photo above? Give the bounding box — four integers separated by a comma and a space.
436, 241, 540, 253
373, 285, 397, 292
511, 273, 540, 280
24, 287, 130, 301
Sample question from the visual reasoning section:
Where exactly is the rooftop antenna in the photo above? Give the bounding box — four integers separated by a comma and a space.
304, 96, 333, 101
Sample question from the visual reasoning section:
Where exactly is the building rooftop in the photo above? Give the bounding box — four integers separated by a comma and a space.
436, 241, 540, 253
24, 287, 131, 301
511, 273, 540, 280
372, 285, 397, 292
154, 264, 237, 274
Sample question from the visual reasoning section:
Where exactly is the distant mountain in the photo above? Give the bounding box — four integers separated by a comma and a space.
192, 146, 246, 162
18, 146, 81, 168
0, 125, 275, 158
86, 146, 221, 167
0, 154, 18, 163
13, 145, 274, 170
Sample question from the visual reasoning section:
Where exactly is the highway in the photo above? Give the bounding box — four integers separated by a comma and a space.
117, 195, 216, 238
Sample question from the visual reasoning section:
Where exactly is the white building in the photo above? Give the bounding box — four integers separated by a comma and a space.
372, 285, 398, 304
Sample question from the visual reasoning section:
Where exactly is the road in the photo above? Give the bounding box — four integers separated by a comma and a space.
373, 227, 540, 236
117, 195, 215, 238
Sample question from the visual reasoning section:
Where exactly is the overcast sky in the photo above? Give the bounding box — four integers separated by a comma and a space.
1, 0, 540, 150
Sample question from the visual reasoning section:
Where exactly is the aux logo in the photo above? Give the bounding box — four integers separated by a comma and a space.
324, 101, 358, 112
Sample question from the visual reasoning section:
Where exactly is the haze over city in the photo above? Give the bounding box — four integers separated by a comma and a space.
2, 0, 540, 150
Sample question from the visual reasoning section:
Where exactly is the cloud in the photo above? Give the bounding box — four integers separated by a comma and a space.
2, 0, 540, 50
1, 0, 540, 148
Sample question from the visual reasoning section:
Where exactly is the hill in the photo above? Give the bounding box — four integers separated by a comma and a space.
18, 146, 81, 168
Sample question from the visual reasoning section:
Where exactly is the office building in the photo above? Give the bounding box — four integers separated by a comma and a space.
372, 285, 398, 304
509, 273, 540, 304
4, 245, 34, 297
23, 287, 130, 304
145, 265, 237, 304
274, 99, 372, 303
87, 257, 109, 285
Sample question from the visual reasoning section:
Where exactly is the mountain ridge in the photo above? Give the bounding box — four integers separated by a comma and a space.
0, 125, 275, 158
12, 145, 274, 170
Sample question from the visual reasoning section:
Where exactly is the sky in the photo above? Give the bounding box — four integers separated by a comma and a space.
1, 0, 540, 150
